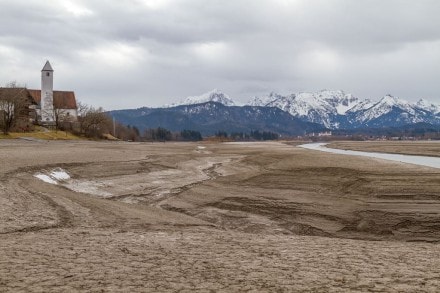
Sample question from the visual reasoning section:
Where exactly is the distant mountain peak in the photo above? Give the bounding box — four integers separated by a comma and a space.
246, 89, 360, 128
417, 98, 430, 105
375, 95, 412, 110
166, 89, 236, 107
416, 98, 440, 114
380, 94, 399, 103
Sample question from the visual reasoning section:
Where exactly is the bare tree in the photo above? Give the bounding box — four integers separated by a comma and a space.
76, 101, 89, 117
80, 105, 112, 138
113, 123, 141, 141
0, 82, 29, 134
75, 101, 90, 134
52, 107, 70, 131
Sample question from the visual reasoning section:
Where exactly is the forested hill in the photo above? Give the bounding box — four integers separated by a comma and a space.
108, 102, 326, 136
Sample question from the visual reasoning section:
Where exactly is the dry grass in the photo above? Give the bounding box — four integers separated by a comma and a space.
0, 129, 82, 140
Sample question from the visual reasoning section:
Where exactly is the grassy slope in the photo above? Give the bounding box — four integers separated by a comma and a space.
0, 128, 82, 140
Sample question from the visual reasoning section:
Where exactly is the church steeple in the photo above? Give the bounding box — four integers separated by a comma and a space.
41, 60, 54, 123
42, 60, 54, 72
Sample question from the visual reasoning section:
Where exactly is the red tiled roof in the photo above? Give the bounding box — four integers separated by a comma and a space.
28, 89, 77, 109
0, 87, 35, 104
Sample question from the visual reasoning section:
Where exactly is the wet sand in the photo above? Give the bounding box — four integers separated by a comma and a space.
1, 140, 440, 292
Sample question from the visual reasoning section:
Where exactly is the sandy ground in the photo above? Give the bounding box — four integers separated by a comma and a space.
1, 139, 440, 292
329, 140, 440, 157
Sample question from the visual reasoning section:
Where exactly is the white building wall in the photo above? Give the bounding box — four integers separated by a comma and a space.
41, 65, 54, 123
62, 109, 78, 122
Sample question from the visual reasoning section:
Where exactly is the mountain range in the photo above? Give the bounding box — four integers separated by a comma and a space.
109, 101, 325, 136
109, 89, 440, 136
247, 90, 440, 129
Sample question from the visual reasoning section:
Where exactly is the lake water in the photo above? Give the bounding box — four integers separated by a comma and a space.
299, 143, 440, 169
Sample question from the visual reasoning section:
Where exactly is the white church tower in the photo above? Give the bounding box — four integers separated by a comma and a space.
41, 60, 55, 123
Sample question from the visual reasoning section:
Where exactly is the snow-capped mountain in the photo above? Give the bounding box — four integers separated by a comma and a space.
164, 89, 440, 129
345, 98, 374, 113
167, 89, 236, 107
347, 95, 440, 128
248, 91, 440, 129
350, 95, 414, 124
109, 101, 324, 136
248, 90, 359, 128
415, 99, 440, 114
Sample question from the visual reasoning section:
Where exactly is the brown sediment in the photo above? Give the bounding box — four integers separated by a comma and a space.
1, 139, 440, 291
329, 140, 440, 157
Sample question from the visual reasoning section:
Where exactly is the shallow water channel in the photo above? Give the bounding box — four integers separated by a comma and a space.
299, 143, 440, 169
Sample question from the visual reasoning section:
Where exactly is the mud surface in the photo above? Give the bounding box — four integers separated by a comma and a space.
1, 140, 440, 292
329, 140, 440, 157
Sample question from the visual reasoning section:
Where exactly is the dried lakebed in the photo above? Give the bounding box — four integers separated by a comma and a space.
33, 155, 237, 203
1, 140, 440, 292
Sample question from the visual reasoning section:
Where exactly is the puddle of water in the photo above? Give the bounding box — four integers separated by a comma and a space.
299, 143, 440, 169
34, 174, 58, 185
34, 168, 112, 197
50, 168, 71, 180
64, 180, 112, 197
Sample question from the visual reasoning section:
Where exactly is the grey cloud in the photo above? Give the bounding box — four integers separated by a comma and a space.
0, 0, 439, 109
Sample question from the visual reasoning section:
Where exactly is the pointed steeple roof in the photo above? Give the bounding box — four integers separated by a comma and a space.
42, 60, 54, 72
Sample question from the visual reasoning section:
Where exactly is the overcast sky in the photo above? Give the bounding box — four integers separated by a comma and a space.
1, 0, 439, 109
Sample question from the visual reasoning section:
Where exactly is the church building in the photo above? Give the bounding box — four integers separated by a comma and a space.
0, 61, 78, 131
28, 61, 78, 124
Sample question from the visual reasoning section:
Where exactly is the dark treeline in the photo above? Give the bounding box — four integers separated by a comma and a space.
114, 126, 280, 142
216, 130, 279, 141
180, 129, 203, 141
144, 127, 172, 141
114, 127, 203, 142
332, 122, 440, 140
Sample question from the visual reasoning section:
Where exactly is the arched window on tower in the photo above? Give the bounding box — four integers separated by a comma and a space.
46, 72, 50, 77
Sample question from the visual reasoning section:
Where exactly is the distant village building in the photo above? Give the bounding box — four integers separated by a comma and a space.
308, 131, 332, 137
318, 131, 332, 137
